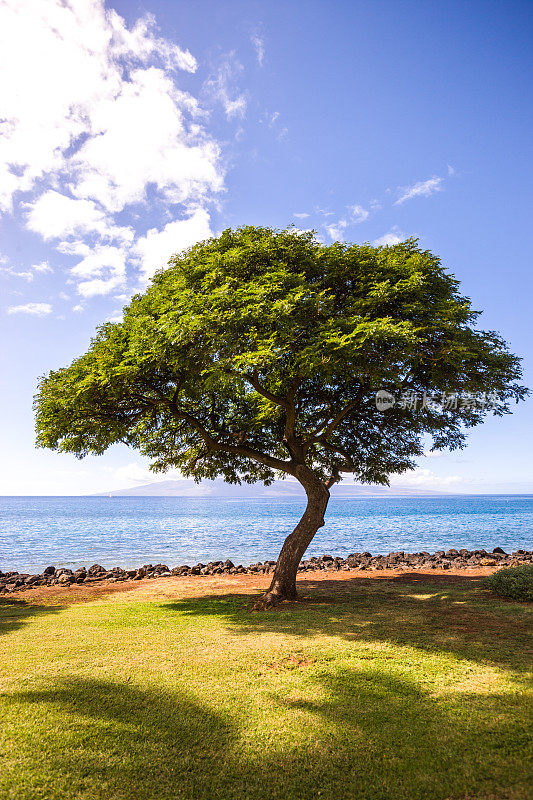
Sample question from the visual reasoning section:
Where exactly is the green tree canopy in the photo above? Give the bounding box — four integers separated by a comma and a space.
35, 227, 527, 607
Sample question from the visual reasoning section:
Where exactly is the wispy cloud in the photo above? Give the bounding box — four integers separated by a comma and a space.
251, 30, 265, 66
348, 204, 369, 224
204, 52, 247, 119
395, 176, 443, 205
372, 226, 406, 246
0, 257, 53, 282
7, 302, 52, 316
325, 220, 348, 241
389, 467, 465, 489
260, 109, 288, 141
32, 261, 52, 274
293, 212, 310, 219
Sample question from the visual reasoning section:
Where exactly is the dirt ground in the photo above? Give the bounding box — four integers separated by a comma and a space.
13, 566, 501, 606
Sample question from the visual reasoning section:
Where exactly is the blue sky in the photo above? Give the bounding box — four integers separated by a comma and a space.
0, 0, 532, 495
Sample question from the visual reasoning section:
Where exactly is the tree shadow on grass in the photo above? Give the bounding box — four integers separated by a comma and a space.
6, 670, 530, 800
161, 574, 532, 676
0, 596, 63, 636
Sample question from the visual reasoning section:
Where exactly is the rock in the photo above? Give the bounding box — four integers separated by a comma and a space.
493, 547, 507, 554
88, 564, 105, 575
480, 558, 498, 566
58, 573, 73, 584
43, 566, 55, 575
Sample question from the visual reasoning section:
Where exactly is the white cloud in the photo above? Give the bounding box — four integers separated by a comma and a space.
2, 268, 33, 281
372, 226, 405, 246
71, 67, 222, 212
260, 110, 288, 142
0, 257, 53, 281
71, 244, 128, 297
0, 0, 203, 213
112, 462, 180, 485
134, 208, 212, 283
26, 191, 128, 241
72, 304, 84, 313
325, 220, 348, 241
204, 52, 247, 119
7, 302, 52, 316
251, 31, 265, 66
389, 468, 464, 489
395, 176, 443, 205
0, 0, 224, 296
293, 212, 310, 219
31, 260, 52, 274
348, 204, 369, 223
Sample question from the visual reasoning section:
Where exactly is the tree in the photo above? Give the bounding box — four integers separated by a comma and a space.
35, 227, 527, 608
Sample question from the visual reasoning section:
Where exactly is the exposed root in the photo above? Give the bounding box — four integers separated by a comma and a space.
251, 590, 297, 611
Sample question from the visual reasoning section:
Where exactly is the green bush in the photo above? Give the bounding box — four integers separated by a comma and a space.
483, 564, 533, 601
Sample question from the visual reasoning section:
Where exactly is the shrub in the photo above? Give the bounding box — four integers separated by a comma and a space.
483, 564, 533, 601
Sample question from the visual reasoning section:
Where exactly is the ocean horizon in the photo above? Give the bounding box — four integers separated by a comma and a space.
1, 494, 532, 575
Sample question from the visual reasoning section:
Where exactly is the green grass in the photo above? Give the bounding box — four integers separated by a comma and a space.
0, 575, 531, 800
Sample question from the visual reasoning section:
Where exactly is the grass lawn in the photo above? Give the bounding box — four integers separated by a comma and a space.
0, 572, 531, 800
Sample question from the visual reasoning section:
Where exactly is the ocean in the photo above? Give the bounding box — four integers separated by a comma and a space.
1, 495, 532, 574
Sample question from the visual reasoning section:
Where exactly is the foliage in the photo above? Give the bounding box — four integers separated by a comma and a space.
483, 564, 533, 601
34, 227, 527, 488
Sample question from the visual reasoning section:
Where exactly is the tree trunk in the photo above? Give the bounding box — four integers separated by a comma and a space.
252, 471, 330, 610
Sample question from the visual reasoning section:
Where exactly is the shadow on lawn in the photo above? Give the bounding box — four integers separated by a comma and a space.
0, 596, 62, 636
8, 669, 529, 800
162, 574, 532, 675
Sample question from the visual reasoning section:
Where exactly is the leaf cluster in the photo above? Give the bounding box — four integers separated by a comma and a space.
35, 226, 527, 487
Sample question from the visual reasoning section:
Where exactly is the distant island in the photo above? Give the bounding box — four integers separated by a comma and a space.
95, 478, 446, 498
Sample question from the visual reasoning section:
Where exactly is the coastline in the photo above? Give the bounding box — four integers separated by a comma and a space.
2, 546, 531, 597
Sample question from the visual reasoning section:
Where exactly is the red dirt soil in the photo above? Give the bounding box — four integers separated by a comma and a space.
10, 566, 500, 606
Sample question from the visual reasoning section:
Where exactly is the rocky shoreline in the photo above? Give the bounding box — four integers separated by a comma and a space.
1, 547, 532, 595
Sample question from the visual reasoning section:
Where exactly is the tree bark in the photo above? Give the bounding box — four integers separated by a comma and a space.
252, 470, 330, 610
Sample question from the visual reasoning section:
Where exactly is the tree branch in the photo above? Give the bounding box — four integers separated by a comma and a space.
308, 384, 366, 443
243, 371, 291, 409
174, 409, 297, 476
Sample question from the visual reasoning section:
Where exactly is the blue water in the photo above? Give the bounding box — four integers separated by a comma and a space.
1, 495, 532, 574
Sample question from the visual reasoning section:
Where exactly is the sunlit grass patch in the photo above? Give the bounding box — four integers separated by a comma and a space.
0, 575, 531, 800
